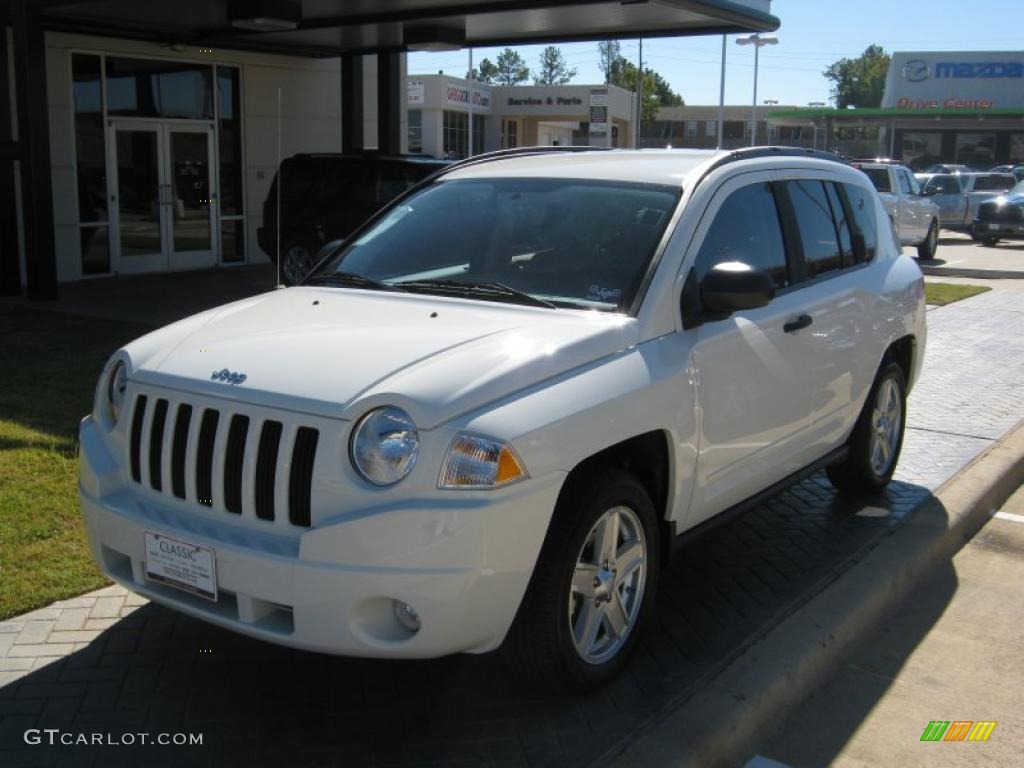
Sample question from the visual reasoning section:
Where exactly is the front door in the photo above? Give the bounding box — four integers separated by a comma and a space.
683, 175, 814, 527
110, 122, 217, 274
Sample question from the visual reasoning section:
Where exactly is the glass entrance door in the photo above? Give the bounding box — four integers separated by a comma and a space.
110, 121, 217, 274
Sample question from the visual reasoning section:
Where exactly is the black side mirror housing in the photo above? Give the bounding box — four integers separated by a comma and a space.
701, 262, 776, 315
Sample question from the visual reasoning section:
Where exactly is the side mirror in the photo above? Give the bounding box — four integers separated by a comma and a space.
701, 261, 776, 315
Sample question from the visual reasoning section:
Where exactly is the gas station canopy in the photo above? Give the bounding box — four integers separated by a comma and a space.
42, 0, 779, 57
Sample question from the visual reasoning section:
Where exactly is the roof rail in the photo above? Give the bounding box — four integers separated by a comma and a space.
694, 145, 850, 189
436, 144, 616, 177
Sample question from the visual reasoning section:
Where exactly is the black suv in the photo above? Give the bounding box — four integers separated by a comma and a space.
257, 153, 451, 284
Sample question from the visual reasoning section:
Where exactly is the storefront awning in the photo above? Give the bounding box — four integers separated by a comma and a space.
40, 0, 779, 57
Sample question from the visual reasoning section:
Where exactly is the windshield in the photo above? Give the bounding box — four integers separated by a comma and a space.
862, 168, 891, 193
1012, 181, 1024, 196
311, 177, 680, 312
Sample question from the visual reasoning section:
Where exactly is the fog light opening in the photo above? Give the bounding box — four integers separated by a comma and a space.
393, 600, 421, 633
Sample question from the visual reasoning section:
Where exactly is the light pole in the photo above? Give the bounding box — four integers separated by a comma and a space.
808, 102, 826, 150
735, 33, 778, 147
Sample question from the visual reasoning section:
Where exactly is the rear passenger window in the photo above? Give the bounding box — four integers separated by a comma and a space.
825, 183, 854, 268
695, 182, 789, 289
842, 184, 879, 263
785, 180, 843, 278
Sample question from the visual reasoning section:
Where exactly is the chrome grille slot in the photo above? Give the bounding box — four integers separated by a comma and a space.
255, 420, 283, 521
224, 414, 250, 515
170, 404, 192, 499
129, 395, 147, 483
148, 399, 169, 491
126, 390, 320, 528
195, 409, 219, 507
289, 427, 319, 527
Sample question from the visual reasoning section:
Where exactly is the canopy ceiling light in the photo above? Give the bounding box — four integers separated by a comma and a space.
228, 0, 301, 32
404, 25, 466, 52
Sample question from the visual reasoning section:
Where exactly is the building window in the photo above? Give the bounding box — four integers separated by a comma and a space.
72, 53, 109, 275
443, 110, 467, 158
501, 118, 518, 149
705, 120, 717, 138
407, 109, 423, 153
216, 66, 244, 262
685, 120, 698, 138
955, 133, 996, 167
105, 56, 214, 120
443, 111, 484, 158
723, 121, 744, 140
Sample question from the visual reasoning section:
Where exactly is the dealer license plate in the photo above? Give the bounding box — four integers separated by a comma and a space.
987, 223, 1000, 230
144, 531, 217, 601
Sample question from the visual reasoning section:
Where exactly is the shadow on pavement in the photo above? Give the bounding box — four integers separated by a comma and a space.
0, 475, 932, 768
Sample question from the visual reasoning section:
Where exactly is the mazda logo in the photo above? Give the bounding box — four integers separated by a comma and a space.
210, 368, 247, 385
903, 59, 930, 82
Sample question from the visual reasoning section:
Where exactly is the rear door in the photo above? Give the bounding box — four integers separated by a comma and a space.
686, 173, 814, 525
923, 174, 966, 228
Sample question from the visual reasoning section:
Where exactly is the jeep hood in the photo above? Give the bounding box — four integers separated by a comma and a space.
125, 287, 639, 428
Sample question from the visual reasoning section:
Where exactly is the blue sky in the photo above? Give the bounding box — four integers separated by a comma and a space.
408, 0, 1021, 106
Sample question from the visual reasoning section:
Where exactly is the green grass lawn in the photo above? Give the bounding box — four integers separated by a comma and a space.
0, 305, 151, 619
925, 282, 991, 307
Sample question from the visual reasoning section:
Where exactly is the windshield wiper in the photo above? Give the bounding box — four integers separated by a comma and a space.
304, 271, 406, 292
395, 279, 557, 309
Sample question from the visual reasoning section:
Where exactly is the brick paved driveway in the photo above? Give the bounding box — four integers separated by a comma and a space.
2, 287, 1022, 768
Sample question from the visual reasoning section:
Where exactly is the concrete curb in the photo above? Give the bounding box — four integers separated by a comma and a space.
920, 264, 1024, 280
606, 419, 1024, 768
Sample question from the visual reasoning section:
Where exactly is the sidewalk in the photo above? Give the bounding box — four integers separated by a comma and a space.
748, 484, 1024, 767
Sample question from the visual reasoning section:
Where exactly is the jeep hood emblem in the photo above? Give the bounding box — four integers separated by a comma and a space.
211, 368, 247, 385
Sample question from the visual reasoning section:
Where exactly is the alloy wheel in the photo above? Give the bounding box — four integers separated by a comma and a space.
869, 377, 902, 476
568, 505, 647, 665
282, 244, 313, 285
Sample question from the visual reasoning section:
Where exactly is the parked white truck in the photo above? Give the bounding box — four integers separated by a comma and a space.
854, 161, 940, 259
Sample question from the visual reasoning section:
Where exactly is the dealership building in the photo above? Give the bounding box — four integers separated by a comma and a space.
766, 51, 1024, 167
0, 0, 779, 299
407, 75, 635, 157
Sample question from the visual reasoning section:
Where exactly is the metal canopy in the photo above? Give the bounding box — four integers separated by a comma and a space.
40, 0, 779, 57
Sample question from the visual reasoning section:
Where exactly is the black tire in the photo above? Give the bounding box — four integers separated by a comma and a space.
279, 239, 318, 286
982, 237, 1000, 247
827, 361, 907, 494
507, 467, 660, 693
916, 220, 938, 260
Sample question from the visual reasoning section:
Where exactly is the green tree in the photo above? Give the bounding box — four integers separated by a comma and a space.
823, 45, 891, 108
607, 56, 684, 122
598, 40, 621, 84
475, 48, 530, 86
534, 46, 577, 85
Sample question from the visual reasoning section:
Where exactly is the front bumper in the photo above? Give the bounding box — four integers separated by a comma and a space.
973, 219, 1024, 238
79, 415, 564, 657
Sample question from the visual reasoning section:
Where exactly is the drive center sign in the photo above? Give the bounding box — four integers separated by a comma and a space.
883, 51, 1024, 110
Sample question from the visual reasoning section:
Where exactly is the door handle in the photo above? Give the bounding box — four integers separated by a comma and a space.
783, 314, 813, 333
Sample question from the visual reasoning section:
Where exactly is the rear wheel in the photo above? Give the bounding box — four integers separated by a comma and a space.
827, 361, 907, 494
916, 220, 938, 259
507, 468, 659, 692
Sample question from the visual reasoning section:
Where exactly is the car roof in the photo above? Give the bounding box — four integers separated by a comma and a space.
440, 149, 723, 186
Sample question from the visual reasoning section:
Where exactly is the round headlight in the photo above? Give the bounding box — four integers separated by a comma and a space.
350, 407, 419, 486
107, 360, 128, 425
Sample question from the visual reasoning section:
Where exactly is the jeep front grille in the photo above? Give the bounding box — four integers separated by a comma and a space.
128, 394, 318, 528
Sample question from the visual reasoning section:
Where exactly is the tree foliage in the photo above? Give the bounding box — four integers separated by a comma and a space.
607, 56, 684, 122
534, 46, 577, 85
472, 48, 530, 85
598, 40, 621, 84
823, 45, 891, 109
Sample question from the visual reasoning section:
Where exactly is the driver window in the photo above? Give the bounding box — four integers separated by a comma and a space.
695, 182, 789, 289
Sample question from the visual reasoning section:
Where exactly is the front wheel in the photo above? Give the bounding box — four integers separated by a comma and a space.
827, 361, 907, 494
279, 240, 318, 286
507, 468, 659, 692
917, 220, 938, 259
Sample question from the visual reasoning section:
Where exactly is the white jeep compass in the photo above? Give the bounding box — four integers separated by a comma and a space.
79, 147, 926, 691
